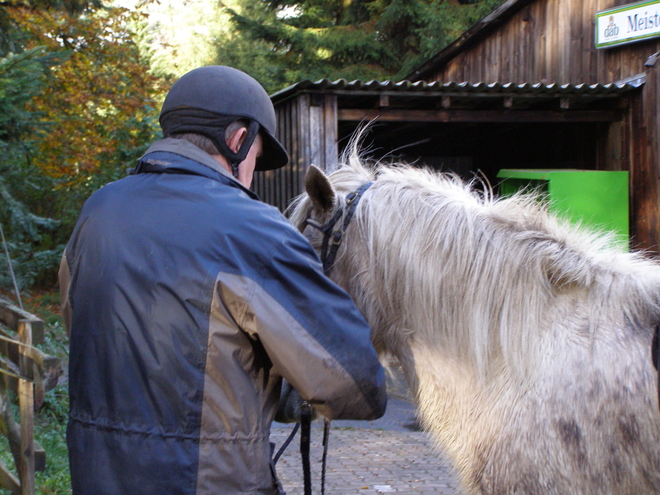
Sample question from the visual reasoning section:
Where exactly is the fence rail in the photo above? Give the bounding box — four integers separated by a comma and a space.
0, 298, 62, 495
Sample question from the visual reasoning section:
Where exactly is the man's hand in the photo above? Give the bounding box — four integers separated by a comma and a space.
275, 380, 318, 423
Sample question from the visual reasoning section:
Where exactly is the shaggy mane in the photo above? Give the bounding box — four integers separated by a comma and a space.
289, 147, 660, 382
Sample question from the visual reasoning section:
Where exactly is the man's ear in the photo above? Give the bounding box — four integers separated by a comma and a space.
305, 165, 335, 212
226, 126, 247, 153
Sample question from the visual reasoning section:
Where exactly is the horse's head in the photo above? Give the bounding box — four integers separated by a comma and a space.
288, 153, 376, 271
288, 154, 406, 355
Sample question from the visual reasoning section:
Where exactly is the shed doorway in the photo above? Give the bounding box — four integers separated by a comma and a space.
336, 120, 607, 189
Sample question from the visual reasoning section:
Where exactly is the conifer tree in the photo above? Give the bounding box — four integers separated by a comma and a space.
219, 0, 504, 92
0, 47, 61, 290
0, 1, 105, 292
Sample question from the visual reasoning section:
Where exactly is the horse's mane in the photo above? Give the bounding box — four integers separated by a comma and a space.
290, 142, 660, 382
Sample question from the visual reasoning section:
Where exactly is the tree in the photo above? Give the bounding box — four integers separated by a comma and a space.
0, 0, 101, 55
0, 3, 166, 290
9, 5, 165, 180
0, 47, 61, 290
7, 4, 167, 235
128, 0, 231, 79
0, 1, 105, 292
219, 0, 504, 93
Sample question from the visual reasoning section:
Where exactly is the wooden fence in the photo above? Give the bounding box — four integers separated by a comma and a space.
0, 298, 62, 495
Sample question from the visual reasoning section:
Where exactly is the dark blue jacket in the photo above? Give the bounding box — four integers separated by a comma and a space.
60, 138, 386, 495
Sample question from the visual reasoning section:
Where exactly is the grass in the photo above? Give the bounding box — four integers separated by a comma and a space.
0, 289, 71, 495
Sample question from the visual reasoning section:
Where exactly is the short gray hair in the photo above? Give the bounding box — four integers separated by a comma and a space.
168, 119, 248, 155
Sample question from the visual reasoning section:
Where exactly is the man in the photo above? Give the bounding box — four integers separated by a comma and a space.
59, 66, 386, 495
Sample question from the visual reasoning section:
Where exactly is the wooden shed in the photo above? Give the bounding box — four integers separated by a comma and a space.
256, 0, 660, 253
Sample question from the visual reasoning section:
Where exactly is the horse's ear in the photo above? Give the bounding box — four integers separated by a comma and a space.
305, 165, 335, 212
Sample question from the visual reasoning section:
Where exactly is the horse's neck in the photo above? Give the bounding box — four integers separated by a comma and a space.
399, 343, 476, 407
399, 343, 505, 495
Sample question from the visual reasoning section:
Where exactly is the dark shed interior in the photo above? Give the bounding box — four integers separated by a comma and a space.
257, 78, 642, 211
336, 120, 605, 184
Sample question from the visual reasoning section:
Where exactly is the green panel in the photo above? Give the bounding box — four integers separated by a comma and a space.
497, 169, 629, 250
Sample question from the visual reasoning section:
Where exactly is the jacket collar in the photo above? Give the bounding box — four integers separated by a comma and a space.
136, 138, 257, 198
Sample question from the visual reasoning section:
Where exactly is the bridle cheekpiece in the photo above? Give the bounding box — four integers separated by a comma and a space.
305, 181, 374, 275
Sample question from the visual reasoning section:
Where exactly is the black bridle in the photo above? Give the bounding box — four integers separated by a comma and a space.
305, 181, 374, 274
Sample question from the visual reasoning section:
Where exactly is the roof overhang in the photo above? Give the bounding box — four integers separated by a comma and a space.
271, 76, 645, 124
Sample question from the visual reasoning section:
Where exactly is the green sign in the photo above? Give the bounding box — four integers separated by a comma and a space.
596, 0, 660, 49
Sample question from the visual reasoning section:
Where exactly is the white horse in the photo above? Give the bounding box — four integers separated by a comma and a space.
288, 142, 660, 495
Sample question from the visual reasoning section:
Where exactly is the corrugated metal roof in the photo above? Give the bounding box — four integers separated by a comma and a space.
271, 75, 645, 103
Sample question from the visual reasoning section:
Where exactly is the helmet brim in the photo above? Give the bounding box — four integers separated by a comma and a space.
256, 130, 289, 171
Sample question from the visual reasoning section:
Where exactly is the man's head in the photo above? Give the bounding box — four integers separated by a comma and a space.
159, 66, 288, 181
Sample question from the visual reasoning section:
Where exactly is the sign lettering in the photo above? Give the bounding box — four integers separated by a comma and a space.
596, 0, 660, 49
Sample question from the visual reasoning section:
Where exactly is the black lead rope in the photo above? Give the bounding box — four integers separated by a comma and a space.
273, 423, 299, 465
273, 404, 315, 495
298, 407, 330, 495
321, 419, 330, 495
300, 403, 312, 495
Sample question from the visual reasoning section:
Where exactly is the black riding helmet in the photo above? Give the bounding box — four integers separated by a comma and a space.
159, 66, 289, 174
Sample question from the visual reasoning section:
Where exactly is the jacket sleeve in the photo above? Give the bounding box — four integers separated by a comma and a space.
226, 232, 387, 421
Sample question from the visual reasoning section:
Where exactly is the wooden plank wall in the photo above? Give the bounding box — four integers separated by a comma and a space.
430, 0, 658, 85
425, 0, 660, 252
253, 97, 301, 212
255, 94, 338, 212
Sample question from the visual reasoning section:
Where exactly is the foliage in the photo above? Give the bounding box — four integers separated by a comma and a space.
0, 0, 102, 58
218, 0, 505, 92
31, 290, 71, 493
127, 0, 230, 79
0, 3, 167, 291
9, 4, 166, 185
0, 47, 63, 291
28, 292, 70, 491
34, 385, 71, 494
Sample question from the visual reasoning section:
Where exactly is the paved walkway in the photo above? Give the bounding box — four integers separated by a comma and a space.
271, 397, 463, 495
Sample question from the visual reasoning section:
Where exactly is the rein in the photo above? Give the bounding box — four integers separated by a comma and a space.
274, 403, 330, 495
305, 181, 374, 274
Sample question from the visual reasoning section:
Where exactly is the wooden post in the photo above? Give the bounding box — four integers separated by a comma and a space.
17, 320, 34, 495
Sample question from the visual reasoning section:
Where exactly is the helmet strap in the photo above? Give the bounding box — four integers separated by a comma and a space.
227, 120, 260, 179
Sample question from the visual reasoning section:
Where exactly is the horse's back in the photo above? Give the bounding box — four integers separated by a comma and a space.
479, 296, 660, 495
